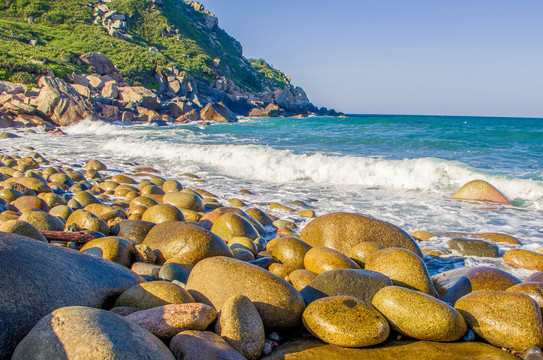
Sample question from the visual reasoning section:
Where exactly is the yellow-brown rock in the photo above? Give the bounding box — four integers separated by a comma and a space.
0, 220, 47, 241
162, 179, 183, 193
143, 221, 233, 263
455, 290, 543, 352
503, 249, 543, 271
228, 236, 259, 256
411, 230, 437, 241
19, 210, 65, 231
303, 295, 389, 347
114, 281, 194, 310
211, 213, 259, 241
228, 198, 246, 208
130, 196, 158, 208
141, 204, 185, 224
271, 237, 311, 268
372, 286, 466, 342
3, 177, 51, 193
66, 209, 109, 235
179, 209, 201, 223
506, 282, 543, 308
198, 209, 224, 230
366, 248, 436, 296
12, 196, 50, 212
80, 236, 136, 267
304, 247, 360, 274
269, 263, 299, 279
348, 242, 384, 268
37, 192, 66, 207
162, 191, 204, 212
245, 208, 274, 226
84, 159, 107, 171
72, 191, 102, 207
526, 272, 543, 282
300, 212, 422, 257
451, 179, 511, 205
186, 256, 305, 330
140, 184, 165, 196
471, 232, 520, 245
216, 207, 267, 235
111, 174, 137, 184
289, 269, 318, 291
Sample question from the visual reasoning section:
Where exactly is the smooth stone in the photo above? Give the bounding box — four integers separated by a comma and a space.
49, 204, 73, 220
142, 204, 185, 224
12, 306, 174, 360
186, 256, 305, 330
162, 191, 204, 212
72, 190, 103, 207
12, 195, 50, 212
269, 263, 299, 279
130, 196, 158, 208
228, 236, 259, 255
261, 338, 518, 360
111, 174, 137, 184
211, 213, 259, 241
451, 179, 511, 205
19, 210, 65, 231
216, 295, 265, 360
143, 221, 233, 263
66, 209, 109, 234
433, 267, 520, 293
135, 243, 157, 263
301, 269, 391, 305
85, 159, 108, 171
131, 262, 161, 279
411, 230, 438, 241
110, 306, 139, 316
300, 212, 422, 257
506, 282, 543, 308
527, 273, 543, 282
304, 246, 360, 274
215, 207, 267, 235
179, 208, 201, 223
448, 238, 500, 257
271, 237, 311, 268
159, 262, 193, 284
365, 247, 437, 296
303, 295, 389, 347
170, 330, 245, 360
503, 249, 543, 271
126, 303, 216, 339
115, 281, 195, 310
524, 347, 543, 360
455, 290, 543, 352
0, 219, 47, 241
111, 219, 155, 244
162, 179, 184, 193
80, 236, 136, 267
348, 241, 384, 268
3, 176, 51, 193
470, 232, 521, 245
233, 248, 255, 261
289, 269, 318, 291
245, 207, 275, 226
372, 286, 467, 342
0, 233, 141, 359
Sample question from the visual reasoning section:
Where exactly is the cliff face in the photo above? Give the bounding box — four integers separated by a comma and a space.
0, 0, 335, 116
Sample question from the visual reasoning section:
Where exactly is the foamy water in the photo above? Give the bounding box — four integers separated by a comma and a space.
3, 115, 543, 277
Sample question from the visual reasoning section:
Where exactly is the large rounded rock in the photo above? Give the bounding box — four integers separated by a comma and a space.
111, 219, 155, 244
372, 286, 467, 342
162, 191, 204, 212
503, 249, 543, 271
170, 330, 245, 360
12, 195, 50, 212
216, 295, 265, 360
300, 212, 421, 257
126, 303, 217, 339
72, 190, 103, 207
0, 219, 47, 241
143, 221, 233, 263
81, 236, 136, 267
448, 238, 500, 257
66, 209, 109, 235
115, 281, 194, 310
365, 248, 436, 296
0, 233, 142, 359
348, 241, 384, 268
451, 179, 511, 205
211, 213, 259, 241
142, 204, 185, 224
455, 290, 543, 352
19, 210, 65, 231
303, 295, 389, 347
12, 306, 174, 360
304, 246, 360, 274
433, 267, 520, 294
245, 207, 275, 226
3, 176, 51, 193
186, 256, 305, 330
216, 207, 267, 235
262, 338, 518, 360
506, 282, 543, 308
272, 237, 312, 268
300, 269, 391, 305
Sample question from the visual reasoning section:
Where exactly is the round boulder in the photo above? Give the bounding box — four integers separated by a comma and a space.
451, 179, 511, 205
304, 246, 360, 274
162, 191, 204, 212
170, 330, 245, 360
114, 281, 195, 310
110, 219, 155, 244
503, 249, 543, 271
448, 238, 500, 258
19, 210, 65, 231
66, 209, 109, 235
211, 213, 259, 241
0, 220, 47, 242
81, 236, 136, 267
271, 237, 311, 268
142, 204, 185, 224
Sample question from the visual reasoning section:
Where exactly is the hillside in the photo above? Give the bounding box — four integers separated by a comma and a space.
0, 0, 336, 116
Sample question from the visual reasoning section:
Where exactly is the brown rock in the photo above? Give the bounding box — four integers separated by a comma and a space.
0, 220, 47, 241
348, 242, 384, 268
503, 249, 543, 271
200, 102, 237, 123
115, 281, 194, 310
506, 282, 543, 308
211, 213, 259, 241
80, 236, 135, 267
111, 219, 155, 244
170, 330, 245, 360
433, 267, 520, 294
19, 210, 65, 231
162, 191, 204, 211
142, 204, 185, 224
119, 86, 158, 110
304, 246, 360, 274
79, 52, 117, 75
271, 237, 311, 268
451, 179, 511, 205
289, 269, 318, 291
66, 209, 109, 235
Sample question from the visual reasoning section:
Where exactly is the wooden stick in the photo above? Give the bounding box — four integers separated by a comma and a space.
39, 231, 97, 243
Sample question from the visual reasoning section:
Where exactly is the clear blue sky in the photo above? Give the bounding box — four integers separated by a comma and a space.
201, 0, 543, 117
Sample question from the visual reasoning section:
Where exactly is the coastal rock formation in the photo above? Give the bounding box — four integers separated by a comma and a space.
451, 179, 512, 205
0, 233, 142, 359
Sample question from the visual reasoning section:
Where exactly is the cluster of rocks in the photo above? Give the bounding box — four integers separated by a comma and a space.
0, 147, 542, 359
90, 0, 132, 41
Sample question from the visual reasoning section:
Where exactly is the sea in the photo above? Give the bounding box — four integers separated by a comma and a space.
5, 114, 543, 277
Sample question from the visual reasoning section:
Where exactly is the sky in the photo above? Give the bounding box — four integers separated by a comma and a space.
200, 0, 543, 117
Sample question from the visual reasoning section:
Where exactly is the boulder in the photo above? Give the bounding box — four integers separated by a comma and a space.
451, 179, 511, 205
0, 219, 47, 241
13, 195, 49, 212
162, 191, 204, 211
289, 269, 318, 292
303, 295, 389, 347
102, 81, 119, 98
271, 237, 311, 268
19, 210, 65, 231
433, 267, 520, 295
348, 241, 384, 268
81, 236, 136, 267
35, 76, 96, 126
0, 233, 142, 359
186, 256, 305, 330
119, 86, 158, 110
3, 176, 51, 193
199, 102, 237, 123
506, 282, 543, 308
168, 101, 193, 118
126, 303, 216, 339
143, 221, 233, 263
300, 269, 391, 305
300, 212, 422, 257
448, 238, 500, 257
216, 295, 265, 360
372, 286, 467, 342
115, 281, 194, 310
455, 290, 543, 352
304, 246, 360, 274
66, 209, 109, 235
71, 84, 91, 98
142, 204, 185, 224
503, 249, 543, 271
365, 248, 437, 296
12, 306, 174, 360
170, 330, 245, 360
79, 52, 117, 75
211, 213, 259, 241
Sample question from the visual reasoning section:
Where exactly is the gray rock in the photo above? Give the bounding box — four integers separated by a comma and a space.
448, 238, 500, 258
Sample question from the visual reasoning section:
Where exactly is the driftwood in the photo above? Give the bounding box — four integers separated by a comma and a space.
39, 231, 97, 243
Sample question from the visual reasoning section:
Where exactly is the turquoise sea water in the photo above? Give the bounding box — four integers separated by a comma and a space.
6, 114, 543, 275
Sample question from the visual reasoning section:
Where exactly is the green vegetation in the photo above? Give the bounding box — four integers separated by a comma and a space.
0, 0, 292, 94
